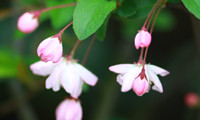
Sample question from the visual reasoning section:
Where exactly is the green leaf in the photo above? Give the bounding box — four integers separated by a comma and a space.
96, 15, 110, 41
46, 0, 75, 29
73, 0, 116, 40
116, 0, 136, 17
182, 0, 200, 19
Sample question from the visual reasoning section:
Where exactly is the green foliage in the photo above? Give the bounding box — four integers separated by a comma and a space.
73, 0, 116, 40
116, 0, 136, 17
182, 0, 200, 19
46, 0, 75, 29
167, 0, 180, 3
0, 49, 20, 79
96, 15, 110, 41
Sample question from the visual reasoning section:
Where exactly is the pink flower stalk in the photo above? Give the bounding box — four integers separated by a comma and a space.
17, 11, 40, 33
56, 98, 82, 120
37, 36, 63, 63
134, 30, 151, 49
184, 93, 199, 108
109, 63, 169, 96
30, 57, 98, 98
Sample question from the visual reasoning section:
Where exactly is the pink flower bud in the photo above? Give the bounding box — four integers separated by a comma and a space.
56, 98, 82, 120
17, 12, 40, 33
37, 36, 63, 63
184, 93, 199, 108
134, 30, 151, 49
132, 77, 149, 96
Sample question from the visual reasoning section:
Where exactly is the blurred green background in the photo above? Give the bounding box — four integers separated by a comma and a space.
1, 0, 200, 120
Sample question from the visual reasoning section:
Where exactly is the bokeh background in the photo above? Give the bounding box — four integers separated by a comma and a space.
1, 0, 200, 120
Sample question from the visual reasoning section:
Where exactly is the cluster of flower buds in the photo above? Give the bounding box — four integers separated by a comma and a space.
109, 0, 169, 96
17, 3, 97, 120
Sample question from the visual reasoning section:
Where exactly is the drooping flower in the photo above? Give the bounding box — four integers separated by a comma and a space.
184, 92, 199, 108
134, 30, 151, 49
30, 57, 98, 98
109, 63, 169, 96
56, 98, 82, 120
17, 11, 40, 33
37, 36, 63, 63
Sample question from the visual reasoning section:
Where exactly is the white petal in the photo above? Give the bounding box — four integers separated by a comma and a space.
75, 63, 98, 86
148, 64, 169, 77
121, 67, 141, 92
61, 64, 83, 98
45, 62, 64, 91
148, 69, 163, 93
30, 61, 57, 76
117, 74, 124, 85
109, 64, 135, 74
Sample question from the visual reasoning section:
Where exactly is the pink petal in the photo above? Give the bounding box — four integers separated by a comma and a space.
17, 12, 39, 33
75, 63, 98, 86
148, 64, 169, 77
56, 99, 82, 120
30, 60, 57, 76
109, 64, 135, 74
121, 67, 141, 92
148, 69, 163, 93
132, 77, 149, 96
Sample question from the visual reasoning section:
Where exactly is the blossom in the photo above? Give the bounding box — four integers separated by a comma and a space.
30, 57, 98, 98
17, 12, 40, 33
56, 98, 82, 120
134, 30, 151, 49
37, 36, 63, 63
109, 63, 169, 96
184, 92, 199, 108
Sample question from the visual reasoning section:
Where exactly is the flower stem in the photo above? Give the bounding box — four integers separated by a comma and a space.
142, 0, 161, 29
150, 4, 163, 34
40, 3, 77, 13
54, 21, 73, 42
139, 48, 144, 60
82, 35, 96, 65
68, 40, 80, 60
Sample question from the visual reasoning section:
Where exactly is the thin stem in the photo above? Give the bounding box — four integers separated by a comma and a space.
40, 3, 77, 13
139, 48, 144, 60
142, 0, 161, 29
146, 2, 162, 30
143, 47, 149, 65
59, 21, 73, 35
150, 4, 162, 34
82, 35, 96, 65
68, 40, 80, 59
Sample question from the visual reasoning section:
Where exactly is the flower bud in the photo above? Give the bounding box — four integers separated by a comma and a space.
56, 98, 82, 120
37, 36, 63, 63
134, 30, 151, 49
132, 77, 149, 96
184, 93, 199, 108
17, 12, 40, 33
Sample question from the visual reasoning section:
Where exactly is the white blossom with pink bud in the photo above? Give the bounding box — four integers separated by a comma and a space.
17, 11, 40, 33
30, 57, 98, 98
37, 36, 63, 63
56, 98, 82, 120
134, 30, 151, 49
109, 63, 169, 96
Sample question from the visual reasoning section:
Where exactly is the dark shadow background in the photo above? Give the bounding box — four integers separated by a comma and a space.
0, 0, 200, 120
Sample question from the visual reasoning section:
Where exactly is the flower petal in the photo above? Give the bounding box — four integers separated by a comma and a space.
121, 66, 141, 92
117, 74, 124, 85
148, 64, 169, 77
75, 63, 98, 86
61, 64, 83, 98
109, 64, 135, 74
30, 60, 57, 76
45, 62, 64, 91
148, 69, 163, 93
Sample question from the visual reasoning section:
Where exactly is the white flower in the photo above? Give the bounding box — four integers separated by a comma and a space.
30, 57, 98, 98
109, 63, 169, 96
